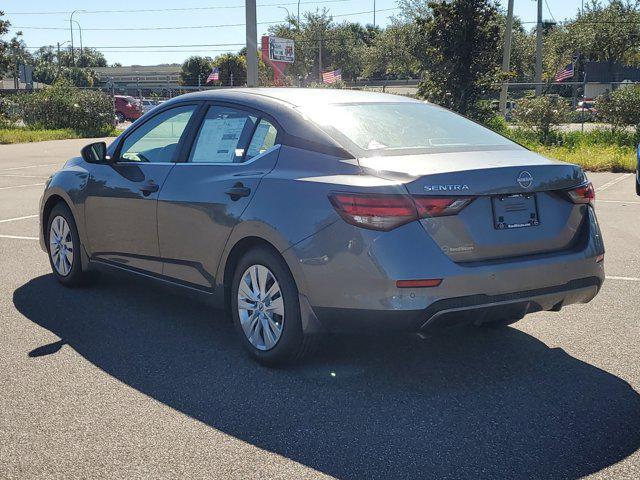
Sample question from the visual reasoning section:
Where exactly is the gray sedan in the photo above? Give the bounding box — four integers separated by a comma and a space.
39, 88, 605, 365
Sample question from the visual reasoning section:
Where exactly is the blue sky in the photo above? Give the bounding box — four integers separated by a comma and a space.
3, 0, 586, 66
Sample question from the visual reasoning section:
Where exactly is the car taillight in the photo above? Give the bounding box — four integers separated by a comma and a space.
329, 193, 417, 231
328, 193, 474, 231
566, 182, 595, 204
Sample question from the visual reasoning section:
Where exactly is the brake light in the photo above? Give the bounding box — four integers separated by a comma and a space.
329, 193, 417, 231
329, 193, 474, 231
567, 182, 595, 204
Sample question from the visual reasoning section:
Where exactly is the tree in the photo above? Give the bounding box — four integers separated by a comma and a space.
0, 10, 11, 75
362, 21, 421, 79
179, 56, 213, 86
513, 96, 570, 143
568, 0, 640, 67
211, 53, 246, 86
596, 84, 640, 130
416, 0, 501, 118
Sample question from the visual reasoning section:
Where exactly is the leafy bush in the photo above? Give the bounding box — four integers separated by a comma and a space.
16, 80, 114, 136
480, 113, 509, 135
595, 85, 640, 130
512, 96, 570, 144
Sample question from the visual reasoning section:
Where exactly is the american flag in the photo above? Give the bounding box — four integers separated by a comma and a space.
206, 67, 220, 83
322, 68, 342, 84
555, 63, 574, 82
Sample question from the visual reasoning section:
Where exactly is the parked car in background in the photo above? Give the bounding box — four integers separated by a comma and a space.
39, 88, 605, 365
141, 98, 161, 114
114, 95, 142, 122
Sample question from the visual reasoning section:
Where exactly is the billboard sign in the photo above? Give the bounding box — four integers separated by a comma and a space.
267, 36, 295, 64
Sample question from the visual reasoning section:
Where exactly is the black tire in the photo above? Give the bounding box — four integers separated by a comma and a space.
636, 173, 640, 196
46, 203, 87, 287
116, 111, 125, 123
231, 247, 316, 366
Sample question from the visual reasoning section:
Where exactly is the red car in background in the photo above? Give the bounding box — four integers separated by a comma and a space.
114, 95, 143, 123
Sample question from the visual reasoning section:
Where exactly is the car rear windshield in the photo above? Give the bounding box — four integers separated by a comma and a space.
298, 102, 517, 155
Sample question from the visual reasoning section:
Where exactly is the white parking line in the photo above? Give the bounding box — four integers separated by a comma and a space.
0, 214, 38, 224
596, 173, 632, 192
606, 275, 640, 282
0, 183, 45, 191
0, 234, 38, 240
0, 163, 59, 172
598, 200, 640, 205
0, 173, 50, 179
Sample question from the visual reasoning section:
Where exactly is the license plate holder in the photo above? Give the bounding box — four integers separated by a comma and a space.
492, 193, 540, 230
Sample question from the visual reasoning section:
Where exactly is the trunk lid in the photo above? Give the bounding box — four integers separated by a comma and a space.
359, 148, 589, 262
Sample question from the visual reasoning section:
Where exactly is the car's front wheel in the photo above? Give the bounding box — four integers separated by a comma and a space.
636, 171, 640, 196
47, 203, 87, 287
231, 247, 315, 366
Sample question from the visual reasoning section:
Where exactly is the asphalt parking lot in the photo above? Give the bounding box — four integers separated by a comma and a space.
0, 138, 639, 479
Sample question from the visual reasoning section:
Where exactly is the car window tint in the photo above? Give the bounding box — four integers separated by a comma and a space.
120, 105, 196, 163
189, 106, 257, 163
246, 119, 278, 159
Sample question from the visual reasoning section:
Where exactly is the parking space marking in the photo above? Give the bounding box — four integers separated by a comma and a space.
598, 200, 640, 205
0, 163, 59, 172
606, 275, 640, 282
0, 234, 38, 240
596, 173, 632, 192
0, 173, 51, 179
0, 214, 38, 224
0, 182, 45, 191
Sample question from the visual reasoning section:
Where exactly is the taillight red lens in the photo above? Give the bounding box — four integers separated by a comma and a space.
567, 182, 595, 204
329, 193, 474, 231
413, 196, 474, 217
329, 193, 417, 231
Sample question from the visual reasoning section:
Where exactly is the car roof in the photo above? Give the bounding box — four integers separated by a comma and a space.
173, 87, 419, 108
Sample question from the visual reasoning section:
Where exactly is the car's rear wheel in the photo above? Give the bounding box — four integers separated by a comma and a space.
116, 111, 125, 123
636, 172, 640, 196
231, 247, 315, 366
47, 203, 87, 287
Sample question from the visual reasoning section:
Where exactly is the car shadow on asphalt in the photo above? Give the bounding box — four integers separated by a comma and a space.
13, 272, 640, 480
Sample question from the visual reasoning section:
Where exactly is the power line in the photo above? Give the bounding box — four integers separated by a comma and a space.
5, 0, 352, 15
12, 8, 397, 32
544, 0, 556, 24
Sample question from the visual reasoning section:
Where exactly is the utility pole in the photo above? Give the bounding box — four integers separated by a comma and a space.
245, 0, 258, 87
373, 0, 376, 27
499, 0, 515, 115
535, 0, 543, 96
318, 36, 323, 82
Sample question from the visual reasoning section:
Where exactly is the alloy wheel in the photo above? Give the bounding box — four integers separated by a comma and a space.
237, 264, 285, 351
49, 215, 74, 276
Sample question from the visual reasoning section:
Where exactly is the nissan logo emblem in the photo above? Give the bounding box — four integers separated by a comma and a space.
517, 171, 533, 189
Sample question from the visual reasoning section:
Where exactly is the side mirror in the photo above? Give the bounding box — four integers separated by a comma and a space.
80, 141, 109, 164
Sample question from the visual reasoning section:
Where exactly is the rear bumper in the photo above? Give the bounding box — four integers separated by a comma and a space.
314, 276, 601, 333
288, 206, 605, 334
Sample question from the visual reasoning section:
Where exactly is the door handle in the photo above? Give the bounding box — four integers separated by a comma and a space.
140, 182, 159, 196
225, 183, 251, 200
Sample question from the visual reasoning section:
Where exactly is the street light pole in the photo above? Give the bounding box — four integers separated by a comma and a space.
72, 20, 83, 66
69, 9, 85, 66
278, 6, 292, 29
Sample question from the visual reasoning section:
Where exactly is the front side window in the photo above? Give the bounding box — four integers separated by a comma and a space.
119, 105, 196, 163
189, 106, 258, 163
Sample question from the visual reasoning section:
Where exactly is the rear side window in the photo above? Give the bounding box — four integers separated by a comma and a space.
189, 106, 257, 163
246, 119, 278, 159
